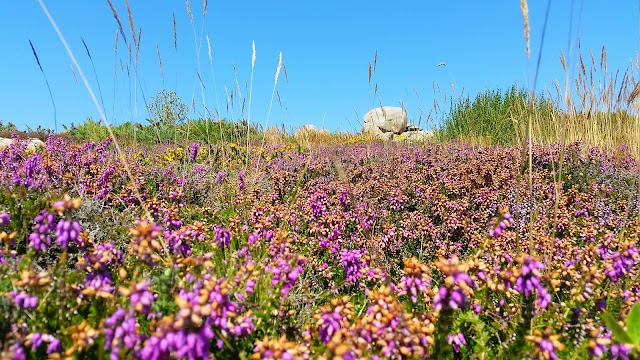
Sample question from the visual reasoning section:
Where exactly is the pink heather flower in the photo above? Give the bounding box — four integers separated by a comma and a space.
398, 258, 431, 303
489, 211, 513, 238
246, 278, 256, 294
447, 333, 466, 353
339, 249, 365, 285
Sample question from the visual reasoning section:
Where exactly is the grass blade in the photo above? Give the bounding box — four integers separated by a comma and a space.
602, 312, 634, 345
29, 40, 57, 133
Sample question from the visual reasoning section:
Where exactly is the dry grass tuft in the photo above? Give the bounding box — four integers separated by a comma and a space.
520, 0, 530, 58
185, 0, 194, 24
124, 0, 136, 47
107, 0, 127, 45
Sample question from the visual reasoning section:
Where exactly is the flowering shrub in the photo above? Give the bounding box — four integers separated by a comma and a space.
0, 136, 639, 358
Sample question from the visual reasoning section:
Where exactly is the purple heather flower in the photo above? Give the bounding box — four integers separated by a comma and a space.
0, 211, 9, 227
55, 219, 81, 249
433, 287, 467, 312
539, 339, 560, 360
317, 309, 344, 344
447, 333, 466, 353
246, 278, 256, 294
309, 192, 328, 220
10, 291, 38, 309
188, 142, 201, 163
339, 249, 365, 285
270, 257, 305, 297
515, 257, 550, 308
603, 246, 639, 282
489, 211, 514, 238
28, 209, 57, 251
472, 302, 482, 314
163, 225, 204, 257
26, 333, 61, 355
83, 271, 115, 298
397, 258, 431, 303
215, 171, 227, 183
130, 281, 155, 314
213, 226, 231, 249
611, 343, 632, 360
595, 299, 607, 312
104, 307, 139, 359
237, 171, 246, 191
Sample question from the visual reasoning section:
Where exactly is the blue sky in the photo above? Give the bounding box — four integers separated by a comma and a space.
0, 1, 638, 133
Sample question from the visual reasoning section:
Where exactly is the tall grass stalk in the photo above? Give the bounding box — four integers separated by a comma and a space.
206, 35, 224, 145
246, 41, 256, 167
81, 38, 107, 122
258, 52, 283, 157
28, 40, 57, 133
36, 0, 149, 218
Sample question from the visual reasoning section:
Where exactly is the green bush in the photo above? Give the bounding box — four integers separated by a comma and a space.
438, 86, 558, 145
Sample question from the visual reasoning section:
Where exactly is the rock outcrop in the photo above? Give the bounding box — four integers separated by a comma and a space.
361, 107, 434, 143
0, 138, 45, 151
363, 106, 407, 134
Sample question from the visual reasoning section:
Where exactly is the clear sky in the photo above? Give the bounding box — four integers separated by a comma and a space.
0, 1, 638, 133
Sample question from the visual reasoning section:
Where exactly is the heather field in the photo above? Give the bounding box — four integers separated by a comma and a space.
1, 134, 640, 359
2, 1, 640, 359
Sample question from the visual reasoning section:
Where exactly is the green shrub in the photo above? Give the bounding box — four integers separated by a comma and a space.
438, 85, 558, 145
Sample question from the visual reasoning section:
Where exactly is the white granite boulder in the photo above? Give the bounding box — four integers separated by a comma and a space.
362, 122, 393, 141
0, 138, 13, 149
26, 138, 45, 150
0, 138, 46, 150
363, 106, 407, 134
402, 130, 434, 144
